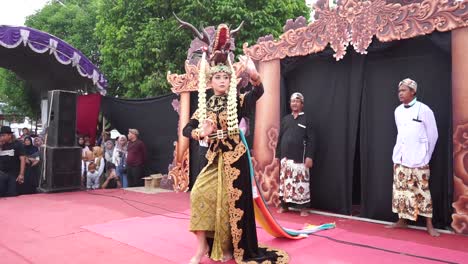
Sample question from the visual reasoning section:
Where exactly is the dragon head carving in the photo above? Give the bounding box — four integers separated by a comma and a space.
174, 13, 244, 65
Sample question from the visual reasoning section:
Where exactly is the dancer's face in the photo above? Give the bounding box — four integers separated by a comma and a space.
210, 72, 230, 95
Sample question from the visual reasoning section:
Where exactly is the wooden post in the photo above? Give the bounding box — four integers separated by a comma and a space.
252, 59, 281, 206
451, 26, 468, 234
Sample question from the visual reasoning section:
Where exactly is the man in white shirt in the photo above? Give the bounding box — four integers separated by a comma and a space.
387, 78, 439, 236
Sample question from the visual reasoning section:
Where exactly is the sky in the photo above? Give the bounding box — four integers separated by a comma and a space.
0, 0, 49, 26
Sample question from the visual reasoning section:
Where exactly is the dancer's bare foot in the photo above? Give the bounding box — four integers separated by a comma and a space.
189, 245, 208, 264
222, 252, 233, 263
277, 207, 289, 213
300, 209, 309, 217
189, 256, 201, 264
385, 218, 408, 229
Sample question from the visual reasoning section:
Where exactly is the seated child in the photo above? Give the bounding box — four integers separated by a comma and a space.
86, 162, 100, 189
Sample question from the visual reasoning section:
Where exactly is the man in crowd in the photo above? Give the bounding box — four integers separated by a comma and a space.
126, 128, 146, 187
100, 163, 122, 189
387, 78, 439, 237
276, 93, 315, 216
0, 126, 26, 196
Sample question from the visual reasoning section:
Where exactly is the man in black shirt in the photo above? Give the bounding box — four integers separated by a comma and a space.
276, 93, 315, 216
0, 126, 26, 197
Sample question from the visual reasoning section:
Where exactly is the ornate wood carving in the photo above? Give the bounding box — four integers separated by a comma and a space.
452, 122, 468, 234
167, 62, 199, 94
169, 143, 190, 192
252, 126, 281, 207
244, 0, 468, 61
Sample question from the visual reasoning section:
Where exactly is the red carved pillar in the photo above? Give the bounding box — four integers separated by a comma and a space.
451, 26, 468, 234
253, 59, 281, 206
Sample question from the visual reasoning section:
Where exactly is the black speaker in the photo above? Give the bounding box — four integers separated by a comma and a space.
46, 90, 77, 147
38, 146, 82, 193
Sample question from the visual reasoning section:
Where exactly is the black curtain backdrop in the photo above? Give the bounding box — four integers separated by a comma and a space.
188, 92, 206, 189
282, 49, 364, 215
101, 94, 178, 175
281, 32, 453, 227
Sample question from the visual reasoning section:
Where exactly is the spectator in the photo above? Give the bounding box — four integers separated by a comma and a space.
86, 162, 101, 189
100, 162, 122, 189
78, 135, 85, 148
0, 136, 7, 195
33, 137, 44, 148
97, 131, 111, 149
276, 93, 315, 217
112, 135, 128, 187
387, 78, 439, 237
104, 140, 114, 163
19, 127, 30, 142
78, 135, 90, 158
92, 146, 105, 180
0, 126, 26, 197
126, 129, 146, 187
17, 136, 40, 195
84, 135, 92, 149
81, 150, 94, 187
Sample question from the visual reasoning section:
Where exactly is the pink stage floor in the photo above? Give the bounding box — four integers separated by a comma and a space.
1, 189, 467, 264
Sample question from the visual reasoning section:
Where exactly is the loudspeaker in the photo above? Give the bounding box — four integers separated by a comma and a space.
46, 90, 77, 147
38, 146, 82, 193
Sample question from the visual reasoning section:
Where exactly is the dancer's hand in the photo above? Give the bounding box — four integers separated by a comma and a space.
200, 119, 215, 138
239, 55, 259, 80
305, 158, 314, 169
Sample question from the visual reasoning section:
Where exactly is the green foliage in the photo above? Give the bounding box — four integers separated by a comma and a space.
25, 0, 100, 64
0, 69, 37, 119
95, 0, 309, 97
3, 0, 309, 106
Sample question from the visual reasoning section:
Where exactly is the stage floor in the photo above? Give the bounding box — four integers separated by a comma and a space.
1, 189, 467, 264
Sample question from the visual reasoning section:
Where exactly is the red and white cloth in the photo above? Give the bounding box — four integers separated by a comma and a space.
279, 158, 310, 205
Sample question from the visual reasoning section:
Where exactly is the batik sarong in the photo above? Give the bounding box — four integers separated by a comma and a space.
190, 153, 231, 261
279, 158, 310, 205
392, 163, 433, 221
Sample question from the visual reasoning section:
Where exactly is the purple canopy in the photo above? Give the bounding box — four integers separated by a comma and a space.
0, 25, 107, 95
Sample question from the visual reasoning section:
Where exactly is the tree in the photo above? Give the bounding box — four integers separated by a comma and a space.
3, 0, 309, 103
0, 69, 38, 120
95, 0, 309, 98
25, 0, 100, 65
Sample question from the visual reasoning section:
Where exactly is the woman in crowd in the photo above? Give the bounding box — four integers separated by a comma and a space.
112, 135, 128, 188
92, 146, 106, 181
104, 140, 114, 164
17, 136, 39, 194
81, 150, 94, 187
78, 135, 90, 158
33, 137, 43, 148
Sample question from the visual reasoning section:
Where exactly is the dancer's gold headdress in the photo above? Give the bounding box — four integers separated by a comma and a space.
175, 16, 244, 137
